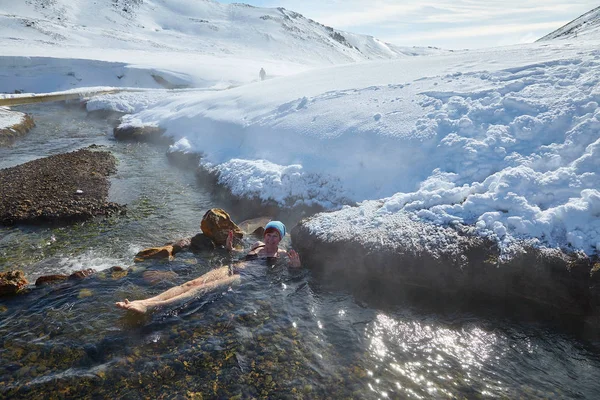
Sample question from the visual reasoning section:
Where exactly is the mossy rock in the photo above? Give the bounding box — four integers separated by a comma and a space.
0, 270, 28, 296
200, 208, 243, 246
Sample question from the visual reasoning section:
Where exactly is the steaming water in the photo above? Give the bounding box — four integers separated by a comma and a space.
1, 103, 600, 399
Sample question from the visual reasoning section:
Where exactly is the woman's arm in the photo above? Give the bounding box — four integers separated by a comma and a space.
225, 230, 250, 252
287, 249, 301, 268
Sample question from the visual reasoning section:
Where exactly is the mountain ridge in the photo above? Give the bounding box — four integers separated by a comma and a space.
537, 6, 600, 41
1, 0, 445, 67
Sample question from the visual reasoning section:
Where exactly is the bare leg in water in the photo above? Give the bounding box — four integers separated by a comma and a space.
115, 265, 240, 314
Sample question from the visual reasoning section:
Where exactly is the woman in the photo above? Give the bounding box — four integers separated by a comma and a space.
115, 221, 300, 314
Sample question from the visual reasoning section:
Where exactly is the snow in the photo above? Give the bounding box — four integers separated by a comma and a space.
538, 6, 600, 41
2, 0, 600, 257
0, 107, 27, 130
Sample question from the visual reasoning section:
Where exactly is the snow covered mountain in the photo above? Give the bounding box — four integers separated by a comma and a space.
537, 6, 600, 41
0, 0, 441, 66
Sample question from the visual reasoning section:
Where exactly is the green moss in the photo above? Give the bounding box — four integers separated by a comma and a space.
78, 288, 93, 298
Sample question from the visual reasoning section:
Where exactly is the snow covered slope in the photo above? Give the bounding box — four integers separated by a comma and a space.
537, 6, 600, 41
87, 38, 600, 257
0, 0, 440, 66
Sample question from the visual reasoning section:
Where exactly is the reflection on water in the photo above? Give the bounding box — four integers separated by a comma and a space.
1, 103, 600, 399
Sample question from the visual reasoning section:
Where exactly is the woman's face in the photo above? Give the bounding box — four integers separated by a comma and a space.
264, 230, 281, 247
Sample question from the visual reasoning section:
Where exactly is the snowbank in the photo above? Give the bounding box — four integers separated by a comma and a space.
85, 40, 600, 256
0, 107, 26, 130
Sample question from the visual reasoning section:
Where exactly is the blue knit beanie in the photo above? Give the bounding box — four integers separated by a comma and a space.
264, 221, 286, 239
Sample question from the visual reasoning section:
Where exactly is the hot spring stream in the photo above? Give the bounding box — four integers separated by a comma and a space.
1, 103, 600, 399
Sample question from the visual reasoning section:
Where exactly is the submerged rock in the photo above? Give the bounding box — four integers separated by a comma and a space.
78, 288, 94, 298
109, 266, 128, 280
0, 270, 28, 296
134, 246, 175, 262
35, 274, 69, 286
0, 147, 125, 225
201, 208, 244, 247
292, 205, 597, 318
30, 269, 96, 288
69, 268, 96, 280
143, 270, 178, 285
190, 233, 216, 252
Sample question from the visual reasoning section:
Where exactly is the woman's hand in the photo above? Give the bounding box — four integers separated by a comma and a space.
226, 230, 234, 251
288, 249, 301, 268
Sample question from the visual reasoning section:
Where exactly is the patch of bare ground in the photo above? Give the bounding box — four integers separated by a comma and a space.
0, 146, 125, 225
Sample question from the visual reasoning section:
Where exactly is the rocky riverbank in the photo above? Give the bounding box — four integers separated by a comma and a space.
0, 146, 125, 225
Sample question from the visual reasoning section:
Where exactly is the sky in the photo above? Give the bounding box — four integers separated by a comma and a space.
218, 0, 599, 49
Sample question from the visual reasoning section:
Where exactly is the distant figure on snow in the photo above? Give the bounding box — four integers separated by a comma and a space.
259, 67, 266, 81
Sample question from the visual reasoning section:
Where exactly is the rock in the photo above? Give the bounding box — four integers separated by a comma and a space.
497, 248, 592, 314
0, 270, 28, 296
143, 270, 178, 285
291, 206, 598, 317
237, 216, 271, 236
170, 238, 191, 254
134, 245, 175, 262
251, 226, 265, 238
200, 208, 244, 246
589, 262, 600, 311
0, 147, 125, 225
190, 233, 215, 252
109, 266, 128, 280
69, 268, 96, 280
78, 289, 93, 298
113, 125, 171, 145
35, 274, 69, 286
166, 150, 201, 169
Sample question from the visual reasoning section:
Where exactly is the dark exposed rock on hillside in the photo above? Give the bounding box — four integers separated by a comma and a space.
0, 109, 35, 146
0, 147, 125, 225
291, 206, 597, 318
